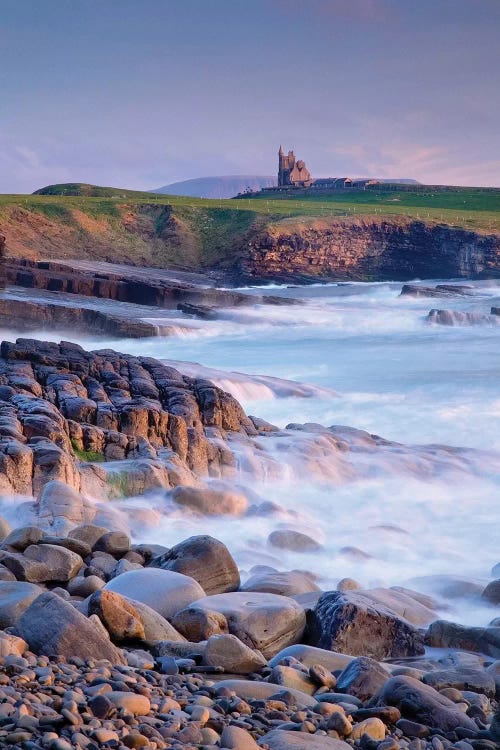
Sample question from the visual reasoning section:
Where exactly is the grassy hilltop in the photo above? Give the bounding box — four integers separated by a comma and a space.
0, 182, 499, 273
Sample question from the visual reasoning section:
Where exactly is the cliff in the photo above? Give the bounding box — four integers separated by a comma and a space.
239, 217, 500, 282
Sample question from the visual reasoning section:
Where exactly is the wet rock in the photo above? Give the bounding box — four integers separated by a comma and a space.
241, 570, 321, 597
268, 529, 322, 552
371, 675, 477, 733
203, 633, 267, 674
14, 591, 126, 663
22, 543, 83, 581
171, 484, 248, 515
422, 668, 496, 698
104, 567, 205, 619
426, 620, 500, 658
310, 590, 425, 659
174, 591, 305, 658
336, 656, 392, 702
482, 579, 500, 605
152, 534, 240, 595
88, 589, 145, 641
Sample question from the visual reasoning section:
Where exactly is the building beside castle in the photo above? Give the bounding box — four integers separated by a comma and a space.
278, 146, 313, 188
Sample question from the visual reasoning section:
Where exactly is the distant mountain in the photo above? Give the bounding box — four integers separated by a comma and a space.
154, 176, 277, 199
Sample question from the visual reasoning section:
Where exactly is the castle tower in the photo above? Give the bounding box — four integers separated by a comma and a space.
278, 146, 311, 188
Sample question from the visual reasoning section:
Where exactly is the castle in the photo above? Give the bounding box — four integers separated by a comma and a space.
278, 146, 313, 188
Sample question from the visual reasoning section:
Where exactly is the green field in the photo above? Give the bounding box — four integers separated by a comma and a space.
2, 181, 499, 233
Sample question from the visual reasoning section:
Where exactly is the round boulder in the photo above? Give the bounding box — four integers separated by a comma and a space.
152, 535, 240, 595
268, 529, 321, 552
171, 485, 248, 516
104, 568, 205, 620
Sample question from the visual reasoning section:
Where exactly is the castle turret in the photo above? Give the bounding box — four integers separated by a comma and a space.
278, 146, 312, 188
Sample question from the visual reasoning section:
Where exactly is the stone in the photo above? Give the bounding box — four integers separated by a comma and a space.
422, 668, 496, 698
23, 543, 83, 581
0, 515, 11, 541
171, 484, 248, 515
258, 729, 351, 748
269, 665, 317, 694
34, 480, 87, 535
337, 578, 361, 592
174, 591, 306, 658
106, 691, 150, 715
268, 644, 354, 671
93, 531, 130, 557
371, 675, 478, 733
104, 567, 205, 619
68, 524, 109, 549
350, 717, 386, 741
1, 551, 50, 582
67, 574, 105, 597
309, 663, 337, 688
126, 597, 186, 644
2, 525, 46, 551
14, 591, 126, 663
172, 606, 228, 641
482, 579, 500, 605
203, 633, 267, 674
220, 725, 260, 749
152, 534, 240, 595
88, 589, 145, 641
241, 570, 321, 597
426, 620, 500, 658
268, 529, 322, 552
359, 587, 437, 626
336, 656, 392, 702
0, 630, 27, 657
310, 590, 425, 659
215, 679, 316, 706
0, 581, 43, 627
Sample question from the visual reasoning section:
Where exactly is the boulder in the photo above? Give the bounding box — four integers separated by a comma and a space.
241, 570, 321, 597
268, 644, 354, 671
371, 675, 477, 733
482, 579, 500, 605
0, 581, 43, 627
215, 679, 316, 707
2, 525, 46, 551
88, 590, 145, 641
1, 552, 50, 583
68, 524, 109, 549
23, 543, 83, 581
268, 529, 322, 552
93, 531, 130, 557
336, 656, 392, 702
152, 535, 239, 595
14, 591, 126, 663
203, 633, 267, 674
0, 630, 27, 657
426, 620, 500, 658
125, 597, 186, 644
172, 606, 228, 641
0, 516, 11, 542
358, 587, 437, 626
269, 665, 317, 695
174, 591, 305, 658
220, 726, 260, 750
106, 691, 150, 716
422, 668, 496, 698
350, 717, 386, 741
34, 480, 87, 535
104, 568, 205, 620
310, 590, 425, 659
171, 485, 248, 515
258, 729, 350, 748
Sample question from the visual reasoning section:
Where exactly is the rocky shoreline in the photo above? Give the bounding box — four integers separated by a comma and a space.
0, 337, 498, 749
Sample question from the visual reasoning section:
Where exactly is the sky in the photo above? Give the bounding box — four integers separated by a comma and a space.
1, 0, 500, 192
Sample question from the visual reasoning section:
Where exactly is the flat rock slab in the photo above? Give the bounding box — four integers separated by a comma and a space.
258, 729, 351, 749
422, 667, 496, 698
214, 679, 316, 707
176, 591, 305, 658
104, 568, 205, 620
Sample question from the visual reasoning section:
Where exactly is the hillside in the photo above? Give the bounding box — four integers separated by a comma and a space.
154, 175, 277, 198
0, 182, 499, 282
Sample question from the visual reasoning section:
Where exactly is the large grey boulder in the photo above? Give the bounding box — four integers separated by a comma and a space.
358, 587, 437, 626
336, 656, 392, 702
151, 535, 240, 595
34, 480, 89, 535
174, 591, 305, 658
426, 619, 500, 658
0, 581, 43, 628
422, 667, 496, 698
203, 633, 267, 674
214, 679, 316, 707
2, 525, 46, 551
22, 543, 83, 581
370, 675, 477, 733
258, 729, 350, 748
310, 590, 425, 659
14, 591, 126, 664
104, 568, 205, 620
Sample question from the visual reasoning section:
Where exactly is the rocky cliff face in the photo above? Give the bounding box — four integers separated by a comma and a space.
240, 218, 500, 282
